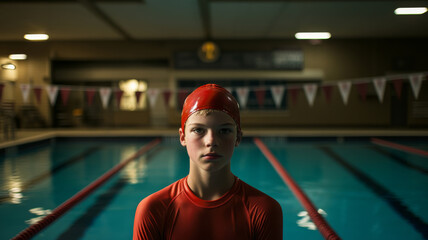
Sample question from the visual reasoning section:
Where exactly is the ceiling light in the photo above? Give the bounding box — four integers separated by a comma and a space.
295, 32, 331, 40
394, 7, 427, 15
9, 54, 27, 60
1, 63, 16, 70
24, 34, 49, 41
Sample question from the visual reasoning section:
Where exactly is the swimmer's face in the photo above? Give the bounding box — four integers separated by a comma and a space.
179, 110, 240, 173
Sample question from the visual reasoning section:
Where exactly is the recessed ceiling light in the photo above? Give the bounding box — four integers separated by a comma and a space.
394, 7, 427, 15
1, 63, 16, 70
295, 32, 331, 40
24, 34, 49, 41
9, 54, 27, 60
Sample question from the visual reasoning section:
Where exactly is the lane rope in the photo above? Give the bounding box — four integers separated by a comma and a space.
371, 138, 428, 157
12, 138, 162, 240
253, 137, 341, 240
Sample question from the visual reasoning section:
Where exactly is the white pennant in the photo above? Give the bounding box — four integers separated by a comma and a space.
20, 84, 31, 103
236, 87, 250, 109
303, 84, 318, 106
147, 88, 160, 108
99, 87, 111, 109
337, 81, 352, 105
409, 74, 424, 99
45, 85, 59, 106
270, 85, 285, 108
373, 77, 386, 103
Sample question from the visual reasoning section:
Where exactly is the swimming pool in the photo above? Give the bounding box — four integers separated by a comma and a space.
1, 136, 427, 239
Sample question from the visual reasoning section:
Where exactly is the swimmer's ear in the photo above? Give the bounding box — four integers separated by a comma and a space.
179, 128, 186, 147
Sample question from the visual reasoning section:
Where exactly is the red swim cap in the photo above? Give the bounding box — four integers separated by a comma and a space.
181, 84, 241, 133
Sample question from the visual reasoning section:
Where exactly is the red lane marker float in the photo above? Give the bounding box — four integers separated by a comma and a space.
12, 138, 162, 240
371, 138, 428, 158
253, 137, 341, 240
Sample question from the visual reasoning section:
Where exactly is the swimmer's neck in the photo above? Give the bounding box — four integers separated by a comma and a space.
187, 169, 235, 201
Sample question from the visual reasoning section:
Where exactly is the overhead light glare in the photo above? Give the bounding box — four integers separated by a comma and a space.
295, 32, 331, 40
394, 7, 427, 15
1, 63, 16, 70
24, 34, 49, 41
9, 54, 27, 60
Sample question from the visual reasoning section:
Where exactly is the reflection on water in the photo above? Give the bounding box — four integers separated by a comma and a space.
3, 160, 23, 204
1, 148, 52, 204
121, 146, 148, 184
25, 207, 52, 225
297, 208, 327, 230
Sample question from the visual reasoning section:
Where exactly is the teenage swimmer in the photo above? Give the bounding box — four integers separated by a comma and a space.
133, 84, 283, 239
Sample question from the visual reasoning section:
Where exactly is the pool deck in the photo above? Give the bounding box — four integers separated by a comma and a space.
1, 128, 427, 149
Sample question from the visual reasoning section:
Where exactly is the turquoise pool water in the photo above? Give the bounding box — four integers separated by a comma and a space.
0, 137, 427, 239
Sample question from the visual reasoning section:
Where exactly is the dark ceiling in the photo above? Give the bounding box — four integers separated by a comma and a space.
0, 0, 427, 41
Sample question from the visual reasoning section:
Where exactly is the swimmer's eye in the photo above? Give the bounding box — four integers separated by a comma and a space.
219, 128, 233, 134
191, 127, 205, 134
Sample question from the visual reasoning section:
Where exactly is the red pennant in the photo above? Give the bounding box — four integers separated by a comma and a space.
392, 79, 403, 99
135, 91, 143, 104
163, 90, 172, 107
33, 87, 43, 104
322, 85, 333, 103
356, 82, 368, 101
86, 89, 96, 106
0, 84, 4, 102
178, 90, 190, 108
289, 88, 299, 105
60, 88, 71, 106
115, 90, 124, 107
254, 87, 266, 108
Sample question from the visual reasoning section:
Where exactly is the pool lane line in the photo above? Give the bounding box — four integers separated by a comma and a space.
319, 146, 428, 239
370, 145, 428, 176
58, 143, 163, 239
11, 138, 162, 240
371, 138, 428, 158
57, 177, 128, 239
0, 146, 101, 204
253, 137, 341, 240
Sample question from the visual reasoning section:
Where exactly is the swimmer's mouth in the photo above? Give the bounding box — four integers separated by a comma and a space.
203, 153, 222, 159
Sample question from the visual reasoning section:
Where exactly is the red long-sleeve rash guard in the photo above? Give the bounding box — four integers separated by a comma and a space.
133, 176, 283, 240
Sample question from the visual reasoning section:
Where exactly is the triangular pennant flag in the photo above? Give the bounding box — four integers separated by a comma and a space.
99, 87, 111, 109
392, 79, 403, 99
236, 87, 250, 109
225, 87, 233, 94
20, 84, 31, 103
289, 88, 299, 105
0, 84, 4, 101
270, 85, 285, 108
163, 90, 172, 107
356, 82, 368, 101
409, 74, 424, 99
254, 87, 266, 108
135, 91, 143, 104
46, 85, 59, 106
373, 77, 386, 103
60, 87, 71, 106
86, 88, 96, 106
322, 85, 333, 103
115, 90, 124, 107
303, 84, 317, 106
147, 88, 160, 108
337, 81, 352, 105
178, 89, 190, 108
33, 87, 43, 104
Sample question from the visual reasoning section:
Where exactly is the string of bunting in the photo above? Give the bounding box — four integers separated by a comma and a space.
0, 72, 426, 109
